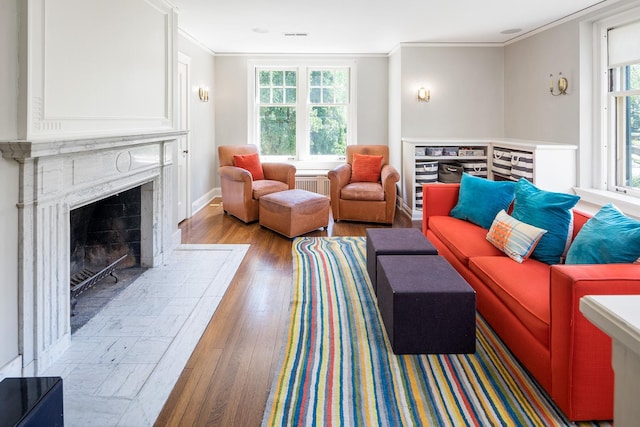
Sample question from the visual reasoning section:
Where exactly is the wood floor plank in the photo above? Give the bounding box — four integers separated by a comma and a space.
155, 200, 413, 426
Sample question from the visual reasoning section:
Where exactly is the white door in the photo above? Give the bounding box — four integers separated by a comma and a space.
177, 54, 191, 223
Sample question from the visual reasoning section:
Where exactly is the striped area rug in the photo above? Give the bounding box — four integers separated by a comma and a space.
262, 236, 611, 427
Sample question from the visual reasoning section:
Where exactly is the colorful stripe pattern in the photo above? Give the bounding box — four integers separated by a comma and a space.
262, 237, 611, 427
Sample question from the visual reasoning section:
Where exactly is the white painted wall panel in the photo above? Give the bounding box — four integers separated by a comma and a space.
26, 0, 176, 138
45, 0, 167, 119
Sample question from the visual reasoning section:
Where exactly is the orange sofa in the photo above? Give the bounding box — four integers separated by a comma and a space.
421, 183, 640, 422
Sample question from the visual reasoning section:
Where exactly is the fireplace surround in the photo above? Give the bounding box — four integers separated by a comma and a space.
0, 131, 182, 375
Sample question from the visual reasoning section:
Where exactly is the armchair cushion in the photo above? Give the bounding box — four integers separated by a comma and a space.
233, 153, 264, 180
340, 182, 385, 201
351, 153, 383, 182
252, 180, 289, 199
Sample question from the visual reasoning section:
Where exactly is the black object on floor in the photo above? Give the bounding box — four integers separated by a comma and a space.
0, 377, 63, 427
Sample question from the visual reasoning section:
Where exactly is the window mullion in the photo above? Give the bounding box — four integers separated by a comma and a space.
297, 67, 308, 160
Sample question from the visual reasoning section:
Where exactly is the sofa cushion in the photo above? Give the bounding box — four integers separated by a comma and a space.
511, 179, 580, 265
429, 216, 504, 267
340, 182, 385, 201
450, 173, 516, 230
486, 210, 547, 263
252, 180, 289, 199
469, 256, 551, 347
566, 203, 640, 264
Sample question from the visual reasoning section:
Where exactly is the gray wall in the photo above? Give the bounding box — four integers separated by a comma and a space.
0, 0, 18, 140
0, 157, 19, 371
178, 35, 217, 211
0, 0, 19, 371
214, 55, 389, 188
399, 46, 505, 139
504, 23, 580, 145
388, 50, 403, 173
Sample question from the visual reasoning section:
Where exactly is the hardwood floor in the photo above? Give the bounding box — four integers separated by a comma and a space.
154, 199, 414, 426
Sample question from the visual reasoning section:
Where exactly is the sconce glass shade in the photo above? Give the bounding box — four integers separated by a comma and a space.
417, 87, 430, 102
549, 73, 568, 96
199, 86, 209, 102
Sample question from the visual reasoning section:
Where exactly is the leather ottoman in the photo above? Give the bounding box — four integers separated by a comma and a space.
365, 228, 438, 294
259, 189, 330, 238
377, 254, 476, 354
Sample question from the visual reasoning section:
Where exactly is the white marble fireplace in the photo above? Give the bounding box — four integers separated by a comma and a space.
0, 131, 181, 375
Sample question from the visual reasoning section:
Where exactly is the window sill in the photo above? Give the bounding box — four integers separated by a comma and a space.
573, 187, 640, 219
293, 160, 342, 173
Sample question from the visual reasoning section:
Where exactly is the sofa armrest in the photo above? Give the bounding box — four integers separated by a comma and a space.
219, 165, 252, 183
549, 263, 640, 420
381, 164, 400, 197
263, 162, 296, 188
421, 183, 460, 232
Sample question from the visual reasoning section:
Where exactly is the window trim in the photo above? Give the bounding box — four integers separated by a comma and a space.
247, 59, 357, 165
596, 10, 640, 197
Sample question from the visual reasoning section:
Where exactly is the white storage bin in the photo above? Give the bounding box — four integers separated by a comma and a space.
492, 147, 512, 178
510, 149, 534, 181
415, 161, 438, 183
461, 161, 488, 178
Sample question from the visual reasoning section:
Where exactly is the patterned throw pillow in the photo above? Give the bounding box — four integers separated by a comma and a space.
351, 154, 383, 182
233, 153, 265, 180
486, 209, 548, 263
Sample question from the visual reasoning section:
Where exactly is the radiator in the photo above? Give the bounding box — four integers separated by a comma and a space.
295, 175, 330, 196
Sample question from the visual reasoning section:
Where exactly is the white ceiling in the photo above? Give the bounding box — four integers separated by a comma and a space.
174, 0, 612, 54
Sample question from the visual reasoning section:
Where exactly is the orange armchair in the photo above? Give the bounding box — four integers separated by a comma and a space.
218, 144, 296, 223
327, 145, 400, 224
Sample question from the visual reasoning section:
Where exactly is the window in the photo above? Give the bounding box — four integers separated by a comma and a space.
606, 20, 640, 197
308, 69, 349, 157
609, 63, 640, 194
257, 69, 297, 156
251, 62, 355, 161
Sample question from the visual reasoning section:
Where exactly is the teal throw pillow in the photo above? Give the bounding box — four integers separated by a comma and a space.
565, 203, 640, 264
510, 179, 580, 265
450, 173, 516, 230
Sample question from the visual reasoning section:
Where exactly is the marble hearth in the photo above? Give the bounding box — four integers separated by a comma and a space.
0, 131, 183, 375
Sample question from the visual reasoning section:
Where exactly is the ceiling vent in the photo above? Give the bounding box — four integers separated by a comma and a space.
284, 32, 308, 37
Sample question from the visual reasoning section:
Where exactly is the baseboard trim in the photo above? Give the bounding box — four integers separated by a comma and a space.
0, 355, 23, 380
191, 188, 220, 216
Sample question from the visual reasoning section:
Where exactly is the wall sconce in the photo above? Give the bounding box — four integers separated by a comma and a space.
417, 86, 431, 102
198, 86, 209, 102
549, 73, 568, 96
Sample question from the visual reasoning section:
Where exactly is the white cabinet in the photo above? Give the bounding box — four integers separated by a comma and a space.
402, 138, 577, 221
402, 139, 490, 220
489, 140, 577, 192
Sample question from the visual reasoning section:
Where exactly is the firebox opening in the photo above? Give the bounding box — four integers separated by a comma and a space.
69, 185, 148, 333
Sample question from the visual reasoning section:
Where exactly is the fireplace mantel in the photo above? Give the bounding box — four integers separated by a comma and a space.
2, 131, 184, 376
0, 130, 186, 160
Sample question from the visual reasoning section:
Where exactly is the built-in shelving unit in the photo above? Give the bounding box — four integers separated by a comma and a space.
402, 138, 577, 220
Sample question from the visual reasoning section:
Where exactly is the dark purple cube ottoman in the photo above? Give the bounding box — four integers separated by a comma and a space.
365, 228, 437, 294
377, 255, 476, 354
